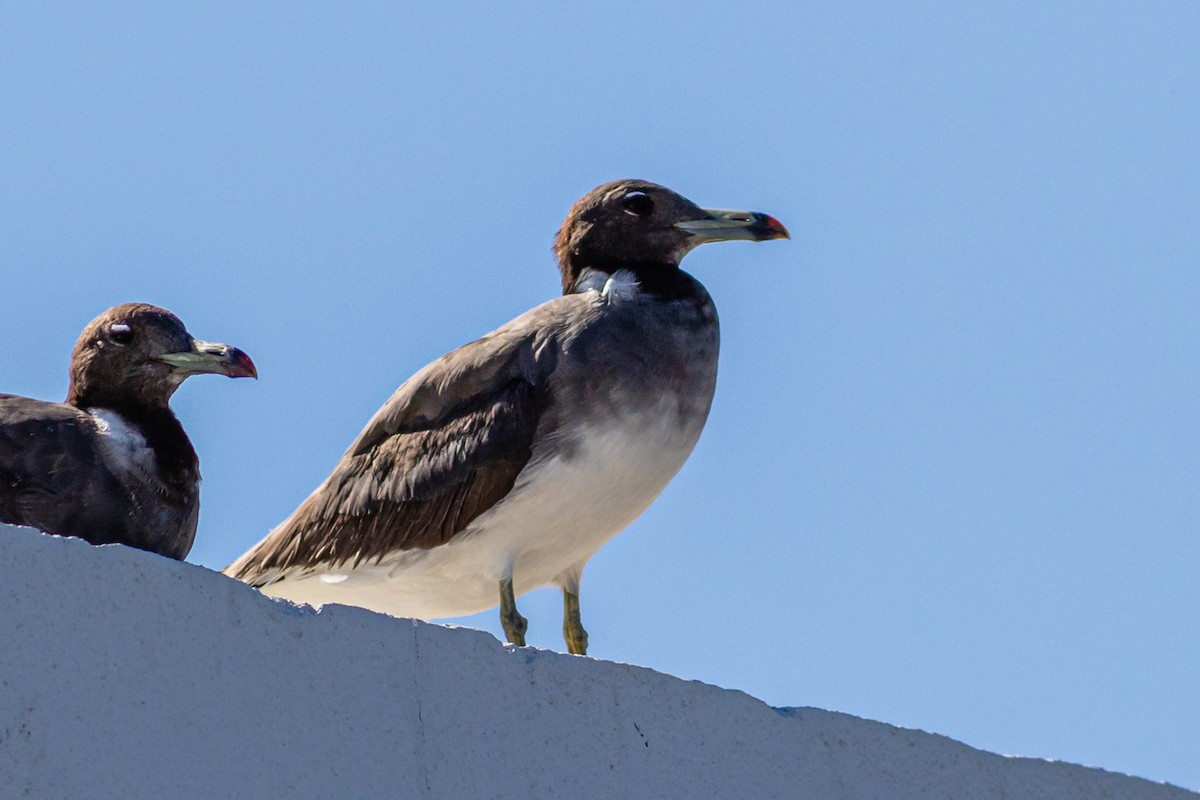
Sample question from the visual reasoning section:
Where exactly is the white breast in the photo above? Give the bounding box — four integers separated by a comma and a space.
89, 409, 157, 483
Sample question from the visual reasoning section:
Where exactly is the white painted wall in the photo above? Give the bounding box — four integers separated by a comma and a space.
0, 525, 1193, 800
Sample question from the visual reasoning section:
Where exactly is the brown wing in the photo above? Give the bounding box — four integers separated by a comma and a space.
0, 395, 130, 543
227, 322, 558, 585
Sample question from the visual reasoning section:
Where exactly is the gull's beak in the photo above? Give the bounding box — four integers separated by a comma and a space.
158, 339, 258, 379
674, 209, 790, 244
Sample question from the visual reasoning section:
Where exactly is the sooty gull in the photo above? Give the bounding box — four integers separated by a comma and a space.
0, 303, 257, 560
226, 180, 787, 654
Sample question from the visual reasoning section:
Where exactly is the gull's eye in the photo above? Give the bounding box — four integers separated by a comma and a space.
621, 191, 655, 217
108, 324, 134, 346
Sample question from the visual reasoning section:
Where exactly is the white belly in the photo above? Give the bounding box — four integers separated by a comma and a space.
259, 404, 706, 620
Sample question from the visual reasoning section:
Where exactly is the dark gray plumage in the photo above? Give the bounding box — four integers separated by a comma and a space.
227, 180, 788, 653
0, 303, 257, 560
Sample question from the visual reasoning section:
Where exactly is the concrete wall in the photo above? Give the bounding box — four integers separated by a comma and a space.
0, 525, 1193, 800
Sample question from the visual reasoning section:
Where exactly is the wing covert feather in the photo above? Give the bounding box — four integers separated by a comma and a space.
229, 324, 558, 583
0, 395, 125, 538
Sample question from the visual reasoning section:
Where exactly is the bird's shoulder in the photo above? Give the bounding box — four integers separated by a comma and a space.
0, 394, 106, 467
0, 393, 96, 427
347, 292, 596, 457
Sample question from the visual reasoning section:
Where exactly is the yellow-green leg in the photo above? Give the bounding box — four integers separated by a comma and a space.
563, 589, 588, 655
499, 576, 527, 646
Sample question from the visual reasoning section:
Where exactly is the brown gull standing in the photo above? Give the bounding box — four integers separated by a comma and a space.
227, 180, 787, 654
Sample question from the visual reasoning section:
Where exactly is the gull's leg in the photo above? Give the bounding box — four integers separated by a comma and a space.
559, 567, 588, 655
499, 576, 527, 647
562, 590, 589, 655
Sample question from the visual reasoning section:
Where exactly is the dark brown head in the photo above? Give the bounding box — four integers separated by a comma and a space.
553, 179, 789, 293
66, 303, 257, 410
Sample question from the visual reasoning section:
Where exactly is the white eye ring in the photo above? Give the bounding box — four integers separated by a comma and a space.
108, 324, 134, 345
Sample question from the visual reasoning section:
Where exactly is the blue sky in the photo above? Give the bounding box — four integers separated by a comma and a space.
2, 1, 1197, 789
